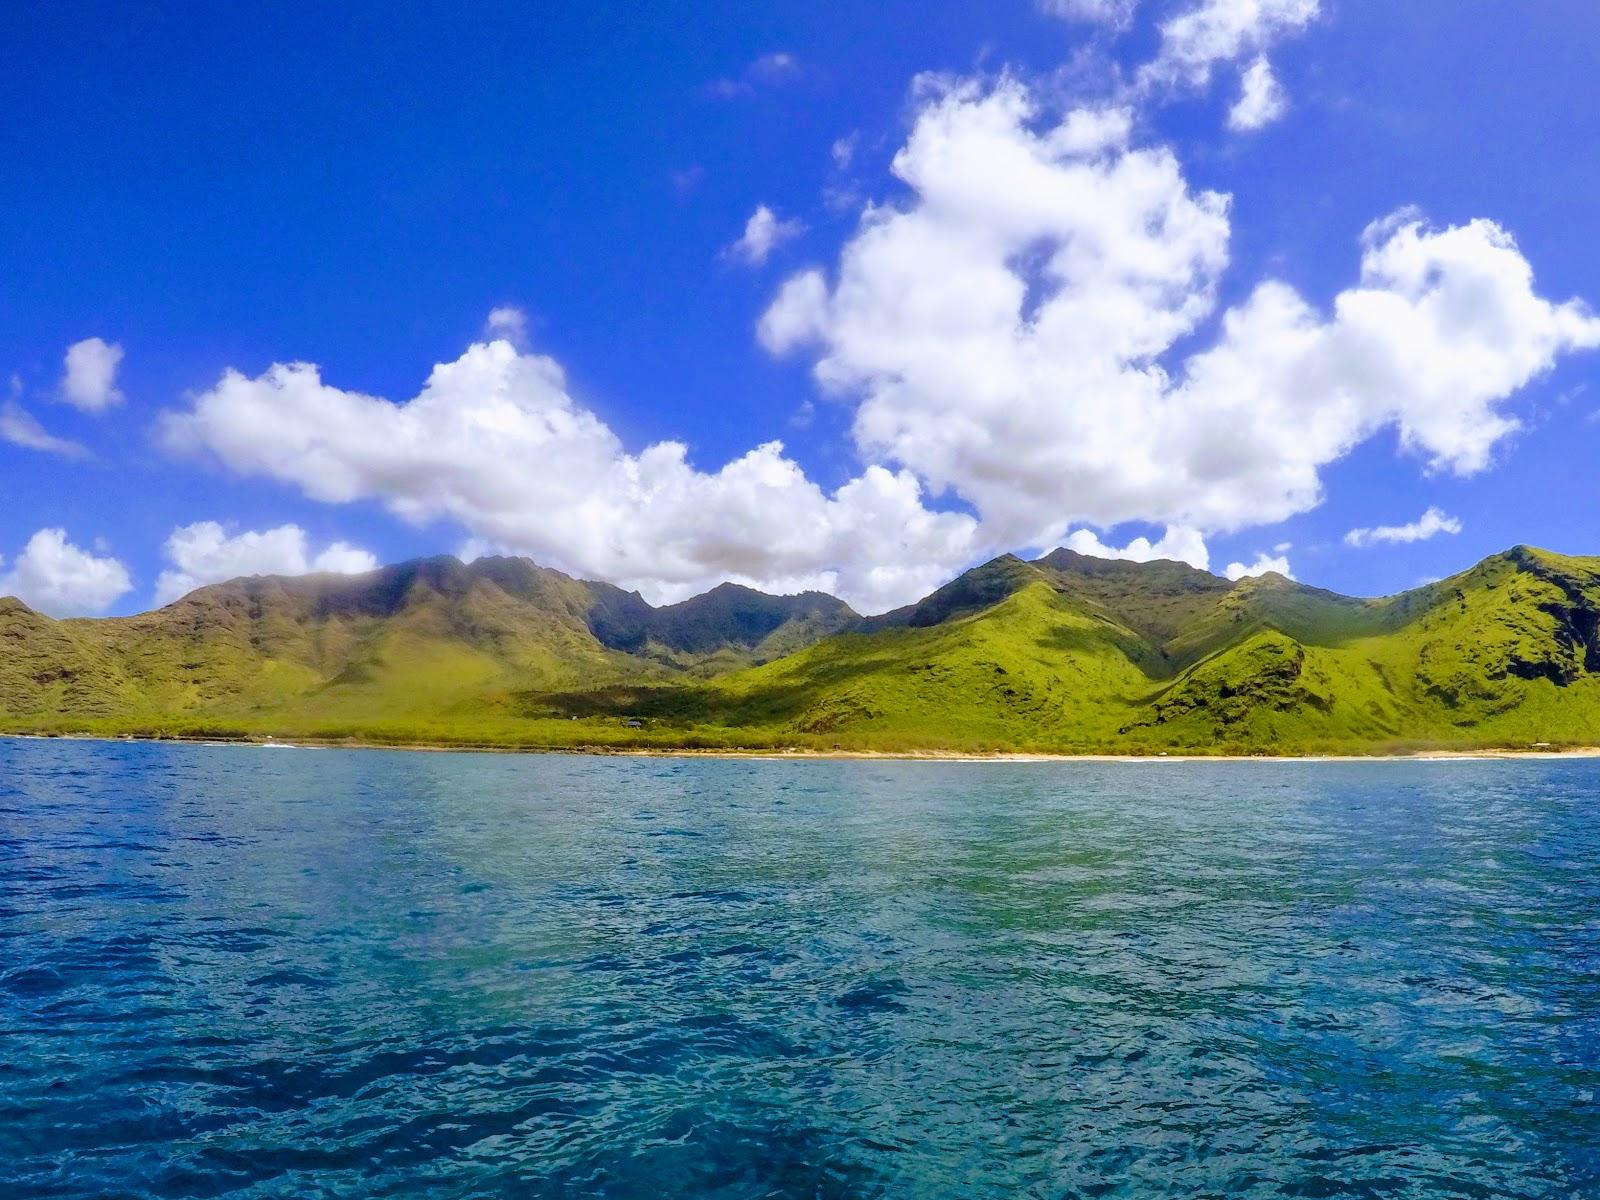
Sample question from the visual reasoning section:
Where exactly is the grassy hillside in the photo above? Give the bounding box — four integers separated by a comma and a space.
528, 545, 1600, 754
529, 581, 1157, 751
0, 556, 856, 742
5, 545, 1600, 754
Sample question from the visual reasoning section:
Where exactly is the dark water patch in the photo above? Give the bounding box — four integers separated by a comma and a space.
0, 966, 69, 997
835, 979, 911, 1013
244, 969, 328, 989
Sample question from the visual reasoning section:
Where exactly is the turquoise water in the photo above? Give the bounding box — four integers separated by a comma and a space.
1, 739, 1597, 1198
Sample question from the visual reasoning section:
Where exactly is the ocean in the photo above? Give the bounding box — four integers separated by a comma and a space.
2, 737, 1596, 1197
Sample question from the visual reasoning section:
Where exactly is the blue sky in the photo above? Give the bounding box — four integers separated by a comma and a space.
4, 0, 1600, 615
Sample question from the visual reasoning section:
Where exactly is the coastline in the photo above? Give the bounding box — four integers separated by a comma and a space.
3, 729, 1598, 762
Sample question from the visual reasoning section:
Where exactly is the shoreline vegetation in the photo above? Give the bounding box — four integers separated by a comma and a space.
7, 544, 1600, 759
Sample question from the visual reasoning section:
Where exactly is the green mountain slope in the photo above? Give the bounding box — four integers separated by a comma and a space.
530, 545, 1600, 753
531, 580, 1156, 750
1121, 546, 1600, 750
0, 556, 857, 741
5, 544, 1600, 754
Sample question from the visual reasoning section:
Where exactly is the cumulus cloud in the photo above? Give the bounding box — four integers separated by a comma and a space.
726, 205, 807, 267
761, 78, 1600, 555
1143, 0, 1320, 90
153, 521, 380, 606
1344, 506, 1462, 548
59, 337, 125, 412
705, 52, 801, 100
1186, 213, 1600, 479
1228, 56, 1287, 130
0, 528, 132, 616
159, 338, 977, 613
1062, 525, 1210, 570
1, 401, 86, 457
1225, 551, 1293, 580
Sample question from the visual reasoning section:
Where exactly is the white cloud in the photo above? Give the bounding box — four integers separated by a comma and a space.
484, 306, 530, 348
1228, 56, 1287, 130
59, 337, 125, 412
1054, 105, 1136, 155
311, 542, 382, 575
1062, 525, 1210, 570
759, 270, 832, 354
1344, 506, 1462, 548
1038, 0, 1138, 26
1, 402, 86, 457
761, 77, 1600, 556
706, 52, 801, 99
159, 338, 977, 614
0, 528, 132, 616
153, 521, 380, 606
1143, 0, 1320, 90
726, 205, 806, 267
1181, 213, 1600, 481
1225, 551, 1293, 580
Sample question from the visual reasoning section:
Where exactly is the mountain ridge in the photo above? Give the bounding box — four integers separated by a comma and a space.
5, 544, 1600, 754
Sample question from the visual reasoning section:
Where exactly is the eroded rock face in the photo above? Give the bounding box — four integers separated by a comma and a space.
1408, 550, 1600, 706
1527, 600, 1600, 682
1133, 633, 1331, 732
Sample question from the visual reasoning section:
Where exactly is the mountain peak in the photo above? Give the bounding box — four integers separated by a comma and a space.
1228, 570, 1294, 589
867, 553, 1043, 630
